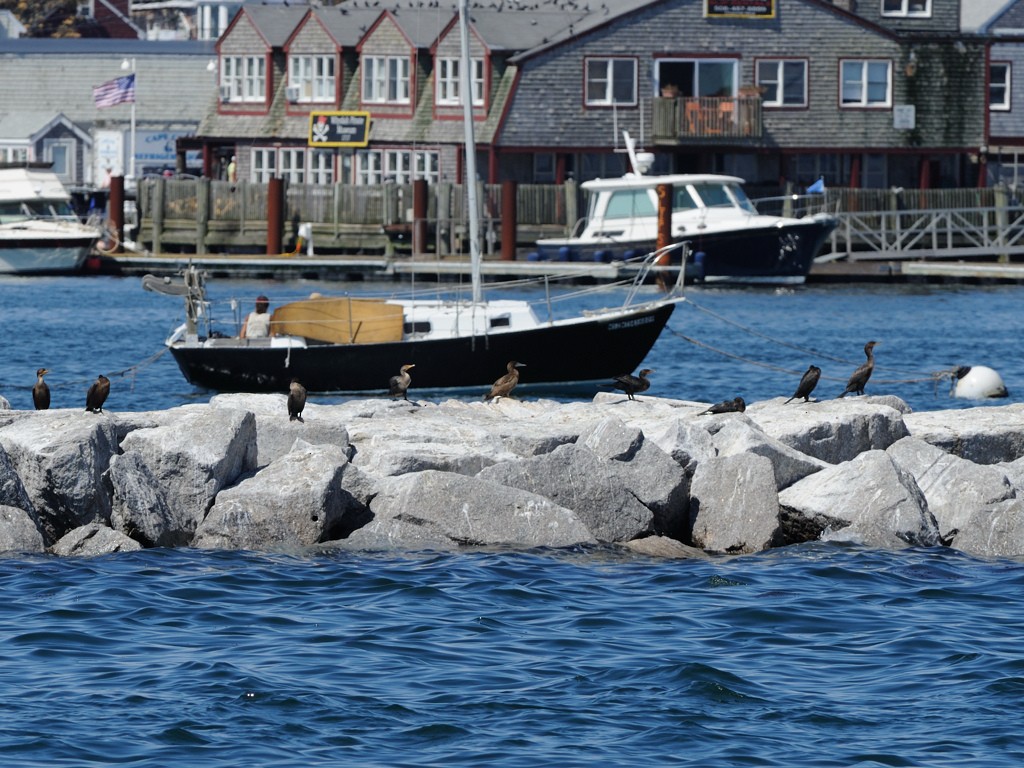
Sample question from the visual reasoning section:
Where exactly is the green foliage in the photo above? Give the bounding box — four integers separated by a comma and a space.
0, 0, 81, 37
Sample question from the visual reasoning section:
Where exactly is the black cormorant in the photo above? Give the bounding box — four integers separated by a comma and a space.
85, 375, 110, 413
700, 396, 745, 415
785, 365, 821, 404
838, 341, 878, 398
611, 368, 654, 401
32, 368, 50, 411
288, 378, 307, 422
485, 361, 525, 400
389, 364, 415, 400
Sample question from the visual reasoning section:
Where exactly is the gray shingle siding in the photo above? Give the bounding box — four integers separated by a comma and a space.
837, 0, 961, 35
989, 41, 1024, 140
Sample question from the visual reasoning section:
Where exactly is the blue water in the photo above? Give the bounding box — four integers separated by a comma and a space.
2, 276, 1024, 765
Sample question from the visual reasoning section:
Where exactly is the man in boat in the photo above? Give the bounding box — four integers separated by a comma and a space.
241, 295, 272, 338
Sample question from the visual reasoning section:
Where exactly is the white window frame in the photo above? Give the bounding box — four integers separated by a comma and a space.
585, 58, 637, 107
354, 149, 440, 185
221, 55, 266, 103
840, 60, 892, 107
362, 55, 411, 104
756, 59, 807, 107
251, 147, 277, 183
436, 56, 484, 106
881, 0, 931, 18
309, 150, 335, 185
279, 149, 306, 185
991, 62, 1011, 112
288, 54, 335, 103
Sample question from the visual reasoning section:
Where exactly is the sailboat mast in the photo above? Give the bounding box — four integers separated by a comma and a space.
458, 0, 483, 303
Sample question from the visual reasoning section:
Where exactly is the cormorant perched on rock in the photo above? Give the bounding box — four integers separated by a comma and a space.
485, 361, 525, 401
785, 365, 821, 404
32, 368, 50, 411
838, 341, 879, 398
700, 396, 745, 415
288, 378, 307, 422
611, 368, 654, 401
389, 364, 415, 400
85, 375, 110, 413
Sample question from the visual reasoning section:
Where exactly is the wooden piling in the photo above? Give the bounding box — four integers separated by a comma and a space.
267, 177, 284, 256
412, 179, 428, 256
501, 180, 517, 261
109, 175, 125, 254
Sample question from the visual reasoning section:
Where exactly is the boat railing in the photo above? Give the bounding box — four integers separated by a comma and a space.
749, 193, 836, 219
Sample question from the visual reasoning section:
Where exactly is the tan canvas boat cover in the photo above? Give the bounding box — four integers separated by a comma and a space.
271, 297, 404, 344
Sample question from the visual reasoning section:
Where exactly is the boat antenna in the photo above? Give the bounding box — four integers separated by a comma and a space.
622, 130, 654, 176
458, 0, 482, 303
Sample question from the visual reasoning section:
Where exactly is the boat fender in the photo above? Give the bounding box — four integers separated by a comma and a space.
526, 252, 544, 262
594, 250, 611, 263
953, 365, 1008, 399
692, 251, 706, 281
557, 246, 572, 262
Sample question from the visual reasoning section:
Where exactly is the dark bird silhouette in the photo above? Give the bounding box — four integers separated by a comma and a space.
485, 361, 525, 400
838, 341, 879, 398
389, 364, 415, 400
700, 396, 745, 415
85, 375, 110, 413
785, 365, 821, 404
611, 368, 654, 401
288, 378, 307, 422
32, 368, 50, 410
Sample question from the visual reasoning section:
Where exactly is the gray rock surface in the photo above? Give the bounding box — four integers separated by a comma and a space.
709, 417, 828, 490
689, 453, 781, 554
0, 504, 45, 553
50, 523, 143, 556
952, 499, 1024, 558
905, 404, 1024, 464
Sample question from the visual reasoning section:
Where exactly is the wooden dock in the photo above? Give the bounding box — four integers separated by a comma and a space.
94, 251, 1024, 284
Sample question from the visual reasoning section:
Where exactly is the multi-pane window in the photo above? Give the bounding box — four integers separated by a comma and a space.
585, 58, 637, 106
354, 149, 440, 185
840, 60, 891, 107
250, 148, 336, 185
288, 55, 335, 102
757, 60, 807, 107
881, 0, 931, 17
436, 57, 485, 106
991, 63, 1011, 112
221, 55, 266, 102
362, 55, 411, 104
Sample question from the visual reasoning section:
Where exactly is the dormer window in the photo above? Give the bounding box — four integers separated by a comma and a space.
436, 57, 484, 106
220, 55, 266, 103
881, 0, 931, 17
363, 55, 411, 104
288, 55, 335, 103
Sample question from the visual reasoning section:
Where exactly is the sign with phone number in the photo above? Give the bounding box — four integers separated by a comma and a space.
705, 0, 775, 18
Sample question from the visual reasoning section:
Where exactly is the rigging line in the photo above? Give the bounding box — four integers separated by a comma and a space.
667, 327, 956, 386
43, 347, 173, 391
680, 296, 947, 378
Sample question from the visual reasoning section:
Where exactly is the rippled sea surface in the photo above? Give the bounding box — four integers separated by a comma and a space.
2, 276, 1024, 765
3, 546, 1024, 767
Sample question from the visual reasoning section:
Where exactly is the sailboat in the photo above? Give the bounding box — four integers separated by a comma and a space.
143, 0, 683, 395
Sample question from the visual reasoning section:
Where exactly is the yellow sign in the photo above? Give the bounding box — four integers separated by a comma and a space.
308, 111, 371, 148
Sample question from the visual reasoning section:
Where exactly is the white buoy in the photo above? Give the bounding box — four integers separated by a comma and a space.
953, 366, 1008, 399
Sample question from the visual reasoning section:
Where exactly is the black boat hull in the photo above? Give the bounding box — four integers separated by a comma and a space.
535, 217, 837, 282
169, 301, 677, 394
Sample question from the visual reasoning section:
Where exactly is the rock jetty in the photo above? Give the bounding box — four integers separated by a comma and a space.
1, 391, 1023, 559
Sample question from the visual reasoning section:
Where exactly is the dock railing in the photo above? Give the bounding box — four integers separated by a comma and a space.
136, 176, 1024, 261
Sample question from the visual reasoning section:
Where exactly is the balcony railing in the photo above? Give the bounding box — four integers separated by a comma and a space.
652, 96, 763, 141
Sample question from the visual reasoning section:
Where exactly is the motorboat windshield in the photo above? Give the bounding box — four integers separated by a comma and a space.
0, 199, 77, 224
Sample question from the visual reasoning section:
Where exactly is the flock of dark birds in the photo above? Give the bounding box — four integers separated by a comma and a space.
25, 341, 879, 420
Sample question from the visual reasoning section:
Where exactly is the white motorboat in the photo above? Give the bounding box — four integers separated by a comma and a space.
534, 134, 838, 284
0, 165, 102, 274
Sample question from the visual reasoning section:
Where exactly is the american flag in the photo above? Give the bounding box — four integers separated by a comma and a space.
93, 74, 136, 109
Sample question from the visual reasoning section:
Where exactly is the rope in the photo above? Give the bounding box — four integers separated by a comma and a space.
681, 296, 951, 379
10, 347, 172, 395
666, 326, 959, 388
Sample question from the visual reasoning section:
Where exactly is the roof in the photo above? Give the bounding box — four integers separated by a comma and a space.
243, 4, 311, 48
0, 38, 214, 55
962, 0, 1017, 33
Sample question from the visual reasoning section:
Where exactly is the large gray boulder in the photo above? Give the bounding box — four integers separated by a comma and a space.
905, 404, 1024, 464
0, 504, 46, 553
194, 443, 368, 551
49, 523, 142, 556
951, 499, 1024, 558
108, 407, 257, 545
623, 535, 714, 560
209, 393, 351, 467
364, 470, 595, 549
887, 437, 1014, 540
689, 453, 781, 554
478, 443, 654, 542
779, 450, 940, 549
709, 417, 827, 490
746, 399, 910, 464
0, 411, 121, 544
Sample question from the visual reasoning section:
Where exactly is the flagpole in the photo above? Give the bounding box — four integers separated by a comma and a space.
121, 57, 136, 181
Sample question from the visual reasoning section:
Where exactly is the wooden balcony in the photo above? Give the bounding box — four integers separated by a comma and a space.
652, 96, 763, 142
